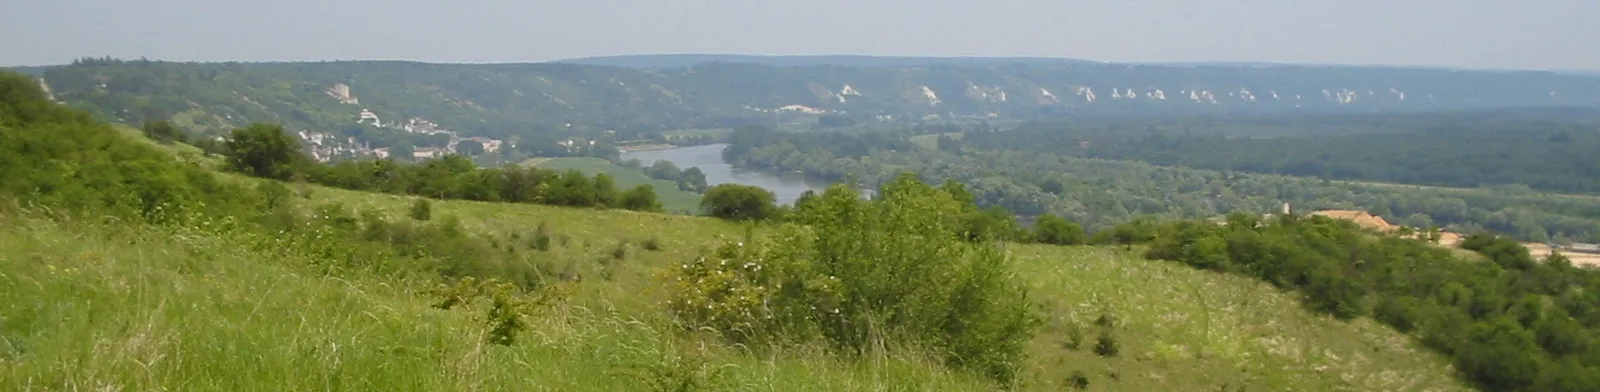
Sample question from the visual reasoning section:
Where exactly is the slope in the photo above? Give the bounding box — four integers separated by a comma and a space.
0, 71, 1465, 390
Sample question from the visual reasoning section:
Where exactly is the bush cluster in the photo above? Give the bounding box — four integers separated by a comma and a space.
1144, 213, 1600, 391
668, 174, 1041, 384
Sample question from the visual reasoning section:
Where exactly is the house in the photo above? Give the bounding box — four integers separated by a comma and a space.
413, 147, 446, 160
462, 136, 504, 152
358, 109, 382, 127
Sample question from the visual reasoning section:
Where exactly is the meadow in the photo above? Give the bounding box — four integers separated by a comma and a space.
0, 174, 1466, 391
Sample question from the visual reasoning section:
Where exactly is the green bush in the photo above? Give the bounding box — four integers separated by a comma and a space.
667, 174, 1041, 384
1034, 213, 1086, 245
1093, 334, 1120, 357
699, 183, 777, 221
1068, 371, 1090, 390
409, 199, 433, 221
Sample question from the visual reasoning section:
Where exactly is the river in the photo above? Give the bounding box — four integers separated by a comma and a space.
621, 144, 832, 205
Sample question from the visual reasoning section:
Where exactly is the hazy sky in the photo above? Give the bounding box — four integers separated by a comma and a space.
3, 0, 1597, 70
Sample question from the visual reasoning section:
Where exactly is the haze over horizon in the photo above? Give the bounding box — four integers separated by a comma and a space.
4, 0, 1598, 71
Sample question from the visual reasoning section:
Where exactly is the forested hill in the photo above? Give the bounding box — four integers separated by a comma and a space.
553, 54, 1103, 69
38, 58, 1600, 142
962, 111, 1600, 194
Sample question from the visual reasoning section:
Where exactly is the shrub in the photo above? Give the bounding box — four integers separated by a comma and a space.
611, 241, 629, 260
409, 199, 433, 221
621, 184, 663, 212
529, 222, 552, 251
643, 236, 663, 251
700, 183, 777, 221
1034, 213, 1086, 245
667, 174, 1041, 384
426, 277, 573, 346
1068, 371, 1091, 390
1094, 334, 1120, 357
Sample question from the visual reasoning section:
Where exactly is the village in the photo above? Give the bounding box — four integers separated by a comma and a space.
295, 83, 593, 163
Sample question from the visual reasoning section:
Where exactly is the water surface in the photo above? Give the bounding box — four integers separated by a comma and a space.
621, 144, 831, 205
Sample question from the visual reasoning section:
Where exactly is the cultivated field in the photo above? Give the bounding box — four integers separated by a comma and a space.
522, 156, 702, 213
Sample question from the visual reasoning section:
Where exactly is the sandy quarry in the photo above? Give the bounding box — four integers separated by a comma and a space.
1308, 209, 1600, 268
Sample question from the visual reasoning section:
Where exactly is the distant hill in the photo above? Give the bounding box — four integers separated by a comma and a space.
37, 57, 1600, 153
553, 54, 1102, 69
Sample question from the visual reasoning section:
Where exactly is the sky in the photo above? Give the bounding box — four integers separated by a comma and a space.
2, 0, 1597, 71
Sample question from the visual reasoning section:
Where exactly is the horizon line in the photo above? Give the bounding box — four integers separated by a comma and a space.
6, 53, 1598, 74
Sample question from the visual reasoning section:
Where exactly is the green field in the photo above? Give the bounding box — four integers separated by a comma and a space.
0, 177, 1465, 391
523, 157, 702, 214
1, 103, 1467, 390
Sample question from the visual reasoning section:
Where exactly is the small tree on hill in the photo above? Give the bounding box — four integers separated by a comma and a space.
141, 120, 185, 144
225, 123, 304, 180
621, 184, 663, 212
700, 184, 777, 221
1034, 213, 1086, 245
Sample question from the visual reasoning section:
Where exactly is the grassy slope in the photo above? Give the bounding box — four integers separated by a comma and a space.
250, 181, 1474, 390
524, 157, 702, 214
0, 132, 1466, 390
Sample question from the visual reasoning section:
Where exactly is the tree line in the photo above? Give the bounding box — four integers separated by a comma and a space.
961, 116, 1600, 195
720, 125, 1600, 243
215, 122, 665, 213
1140, 213, 1600, 391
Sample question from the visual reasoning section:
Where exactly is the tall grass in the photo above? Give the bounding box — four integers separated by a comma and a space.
0, 207, 995, 391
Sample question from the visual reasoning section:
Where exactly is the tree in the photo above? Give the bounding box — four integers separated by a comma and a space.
141, 120, 185, 144
225, 123, 304, 180
679, 167, 708, 193
388, 142, 415, 162
620, 184, 663, 212
592, 173, 619, 208
1034, 213, 1086, 245
700, 184, 777, 221
456, 140, 485, 156
547, 169, 597, 207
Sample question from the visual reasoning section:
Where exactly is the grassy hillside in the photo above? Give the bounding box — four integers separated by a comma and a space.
0, 182, 1468, 391
0, 71, 1477, 390
524, 157, 702, 214
0, 205, 1003, 391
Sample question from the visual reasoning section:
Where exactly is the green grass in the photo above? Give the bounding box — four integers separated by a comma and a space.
523, 157, 702, 214
0, 190, 1467, 390
1010, 245, 1464, 391
0, 207, 993, 391
0, 131, 1467, 390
